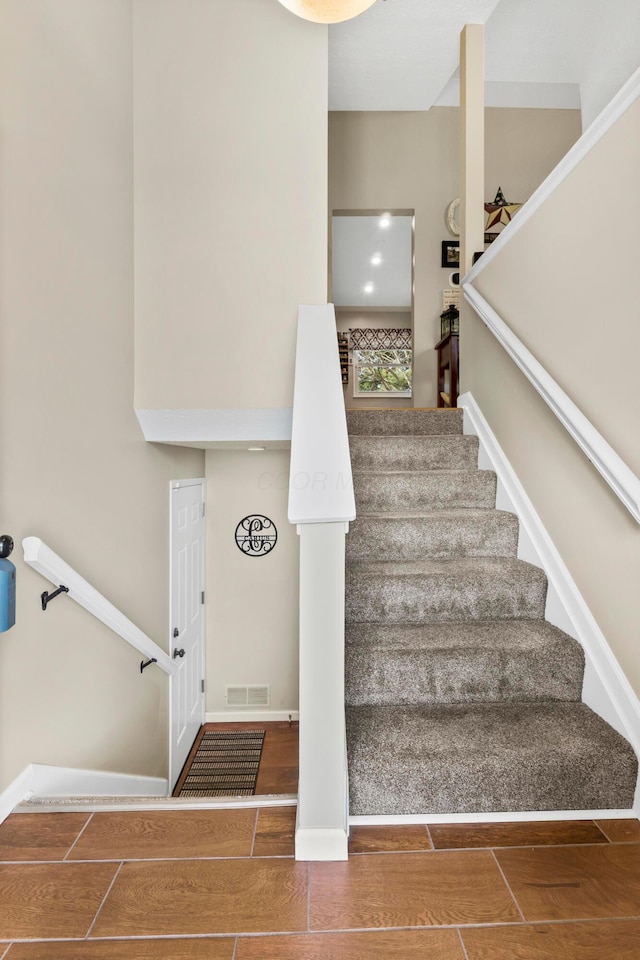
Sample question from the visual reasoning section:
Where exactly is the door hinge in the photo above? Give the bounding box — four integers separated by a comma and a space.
201, 678, 205, 693
202, 502, 206, 517
201, 590, 205, 604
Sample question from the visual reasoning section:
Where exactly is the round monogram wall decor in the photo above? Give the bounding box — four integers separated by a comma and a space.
235, 515, 278, 557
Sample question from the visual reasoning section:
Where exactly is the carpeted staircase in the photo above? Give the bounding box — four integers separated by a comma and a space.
345, 408, 638, 816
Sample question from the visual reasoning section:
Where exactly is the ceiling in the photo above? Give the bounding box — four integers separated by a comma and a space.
332, 214, 413, 308
329, 0, 640, 123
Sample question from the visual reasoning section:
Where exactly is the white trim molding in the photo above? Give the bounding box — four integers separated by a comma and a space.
29, 765, 168, 798
461, 286, 640, 524
460, 63, 640, 526
460, 391, 640, 814
0, 764, 169, 825
22, 537, 175, 675
206, 710, 299, 724
295, 825, 348, 861
0, 767, 35, 825
351, 809, 636, 827
135, 408, 293, 445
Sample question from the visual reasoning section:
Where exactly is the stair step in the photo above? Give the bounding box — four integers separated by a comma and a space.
353, 469, 497, 511
350, 435, 478, 472
347, 408, 463, 436
345, 621, 584, 706
345, 557, 547, 623
346, 509, 519, 562
346, 703, 638, 815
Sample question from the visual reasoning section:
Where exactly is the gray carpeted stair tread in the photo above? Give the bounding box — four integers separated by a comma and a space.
350, 435, 478, 472
346, 509, 519, 561
346, 703, 638, 815
347, 408, 463, 436
343, 406, 638, 816
346, 557, 547, 623
345, 620, 585, 706
353, 469, 497, 510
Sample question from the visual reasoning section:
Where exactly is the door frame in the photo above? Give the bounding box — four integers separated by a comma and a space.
168, 477, 206, 792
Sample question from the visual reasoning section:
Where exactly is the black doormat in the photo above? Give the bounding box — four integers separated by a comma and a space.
177, 729, 266, 797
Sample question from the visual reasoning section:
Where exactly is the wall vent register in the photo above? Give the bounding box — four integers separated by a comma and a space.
225, 685, 271, 708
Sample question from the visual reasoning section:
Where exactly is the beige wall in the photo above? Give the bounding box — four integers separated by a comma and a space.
0, 0, 204, 791
133, 0, 328, 414
467, 98, 640, 695
205, 451, 299, 716
329, 108, 581, 407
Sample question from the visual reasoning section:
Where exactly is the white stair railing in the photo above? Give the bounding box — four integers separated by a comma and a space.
463, 63, 640, 525
22, 537, 176, 675
288, 304, 356, 862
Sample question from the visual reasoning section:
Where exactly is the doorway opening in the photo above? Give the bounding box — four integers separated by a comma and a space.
330, 209, 415, 409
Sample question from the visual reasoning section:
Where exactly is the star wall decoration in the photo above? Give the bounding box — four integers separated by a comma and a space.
484, 186, 522, 231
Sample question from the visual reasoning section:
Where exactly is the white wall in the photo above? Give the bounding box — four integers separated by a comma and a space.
0, 0, 205, 791
329, 107, 582, 407
205, 450, 299, 718
133, 0, 329, 421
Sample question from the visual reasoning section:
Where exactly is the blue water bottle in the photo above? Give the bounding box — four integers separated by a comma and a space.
0, 535, 16, 631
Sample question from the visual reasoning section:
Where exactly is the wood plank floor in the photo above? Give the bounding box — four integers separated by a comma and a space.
1, 811, 640, 957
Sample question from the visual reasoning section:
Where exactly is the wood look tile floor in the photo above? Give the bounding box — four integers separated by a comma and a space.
1, 810, 640, 957
173, 721, 298, 798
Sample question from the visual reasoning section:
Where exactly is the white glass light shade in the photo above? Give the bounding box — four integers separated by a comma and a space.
277, 0, 377, 24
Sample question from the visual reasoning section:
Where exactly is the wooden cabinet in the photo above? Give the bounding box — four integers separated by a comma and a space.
435, 333, 459, 408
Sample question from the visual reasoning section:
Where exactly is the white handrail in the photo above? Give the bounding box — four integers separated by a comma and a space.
462, 284, 640, 524
288, 304, 356, 524
461, 62, 640, 525
22, 537, 176, 675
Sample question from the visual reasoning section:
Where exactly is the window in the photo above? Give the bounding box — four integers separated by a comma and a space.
353, 348, 412, 396
349, 328, 412, 397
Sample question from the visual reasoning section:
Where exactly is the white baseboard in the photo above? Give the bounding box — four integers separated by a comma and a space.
30, 765, 168, 798
205, 711, 299, 723
350, 809, 636, 827
0, 764, 168, 825
295, 825, 348, 861
459, 390, 640, 813
0, 766, 36, 825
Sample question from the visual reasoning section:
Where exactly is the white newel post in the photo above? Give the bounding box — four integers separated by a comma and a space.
295, 521, 349, 861
288, 304, 355, 862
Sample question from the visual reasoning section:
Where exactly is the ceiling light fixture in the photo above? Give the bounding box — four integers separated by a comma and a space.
248, 446, 266, 452
379, 214, 391, 229
371, 253, 382, 266
276, 0, 377, 24
364, 282, 374, 294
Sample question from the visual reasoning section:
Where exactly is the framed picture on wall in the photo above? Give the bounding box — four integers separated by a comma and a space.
441, 240, 459, 268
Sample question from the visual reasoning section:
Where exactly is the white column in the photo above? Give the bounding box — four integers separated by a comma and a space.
295, 521, 349, 861
459, 23, 485, 278
459, 23, 485, 396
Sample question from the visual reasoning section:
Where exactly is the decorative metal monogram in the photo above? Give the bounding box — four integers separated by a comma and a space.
234, 515, 278, 557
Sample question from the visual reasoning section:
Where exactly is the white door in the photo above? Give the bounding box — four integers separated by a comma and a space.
169, 479, 206, 790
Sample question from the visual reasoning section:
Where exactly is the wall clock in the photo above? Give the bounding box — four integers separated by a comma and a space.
445, 198, 460, 238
